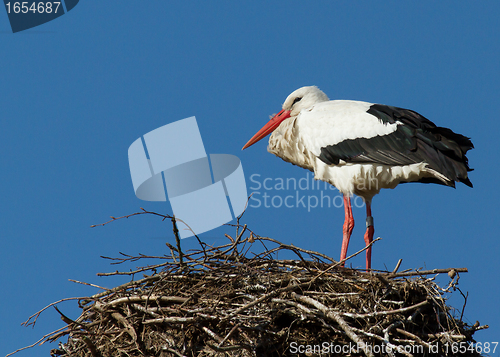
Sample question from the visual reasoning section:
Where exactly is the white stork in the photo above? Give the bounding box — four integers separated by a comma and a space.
242, 86, 473, 270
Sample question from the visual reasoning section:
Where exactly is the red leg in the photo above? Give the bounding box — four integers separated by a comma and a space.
340, 195, 354, 266
364, 201, 374, 270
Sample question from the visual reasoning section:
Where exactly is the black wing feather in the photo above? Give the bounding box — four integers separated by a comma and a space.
318, 104, 474, 187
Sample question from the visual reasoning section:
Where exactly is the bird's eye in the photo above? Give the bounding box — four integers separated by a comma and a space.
292, 97, 302, 106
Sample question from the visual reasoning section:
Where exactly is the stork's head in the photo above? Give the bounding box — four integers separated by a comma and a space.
242, 86, 329, 150
282, 86, 329, 117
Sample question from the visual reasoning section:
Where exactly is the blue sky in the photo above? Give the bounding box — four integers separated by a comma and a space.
1, 2, 499, 356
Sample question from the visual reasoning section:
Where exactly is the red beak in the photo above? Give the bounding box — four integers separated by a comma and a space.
242, 109, 291, 150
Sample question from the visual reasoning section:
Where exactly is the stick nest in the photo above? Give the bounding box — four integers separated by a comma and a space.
16, 217, 487, 357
